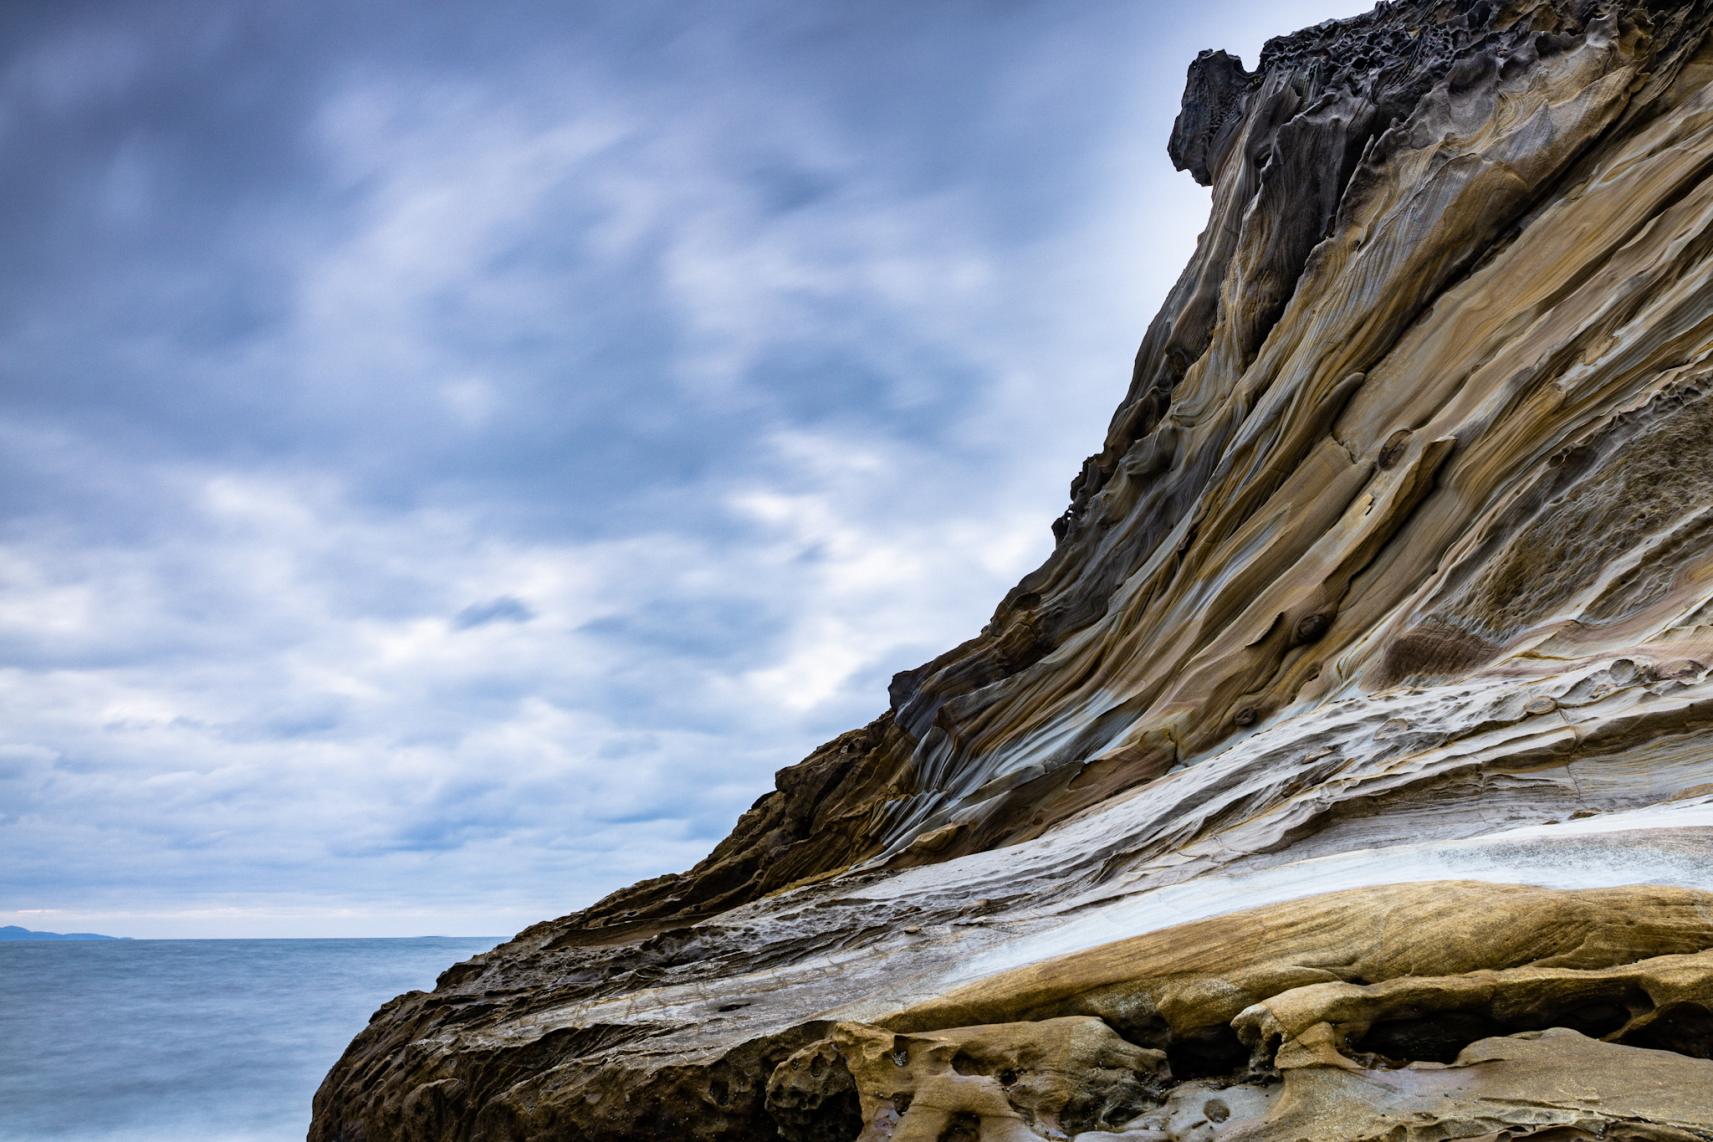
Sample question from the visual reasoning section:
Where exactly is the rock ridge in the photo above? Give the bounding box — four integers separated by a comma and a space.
312, 1, 1713, 1138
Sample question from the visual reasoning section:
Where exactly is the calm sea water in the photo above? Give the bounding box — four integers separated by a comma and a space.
0, 937, 499, 1141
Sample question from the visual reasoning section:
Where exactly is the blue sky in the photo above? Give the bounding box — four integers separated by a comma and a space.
0, 0, 1368, 938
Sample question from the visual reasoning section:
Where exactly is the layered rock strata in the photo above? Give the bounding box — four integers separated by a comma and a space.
312, 1, 1713, 1138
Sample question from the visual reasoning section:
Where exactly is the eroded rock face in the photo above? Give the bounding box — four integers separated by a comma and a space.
311, 1, 1713, 1139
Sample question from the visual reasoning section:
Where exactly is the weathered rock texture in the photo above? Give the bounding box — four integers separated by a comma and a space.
312, 1, 1713, 1138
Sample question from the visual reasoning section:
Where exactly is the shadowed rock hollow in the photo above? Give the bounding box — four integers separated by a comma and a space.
311, 1, 1713, 1138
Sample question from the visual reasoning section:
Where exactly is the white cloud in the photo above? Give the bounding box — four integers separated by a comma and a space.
439, 377, 498, 427
0, 0, 1375, 937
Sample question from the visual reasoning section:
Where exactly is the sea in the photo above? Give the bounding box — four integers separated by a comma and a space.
0, 936, 500, 1141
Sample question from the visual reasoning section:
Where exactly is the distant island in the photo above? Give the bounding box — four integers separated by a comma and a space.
0, 925, 126, 941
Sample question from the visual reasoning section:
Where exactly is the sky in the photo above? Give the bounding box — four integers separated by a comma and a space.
0, 0, 1372, 938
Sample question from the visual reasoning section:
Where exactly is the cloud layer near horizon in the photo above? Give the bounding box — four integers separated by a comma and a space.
1, 0, 1370, 937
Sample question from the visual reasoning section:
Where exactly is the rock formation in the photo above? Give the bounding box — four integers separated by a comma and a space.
311, 1, 1713, 1138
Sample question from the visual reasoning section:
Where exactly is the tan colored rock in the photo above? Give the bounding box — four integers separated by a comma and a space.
892, 882, 1713, 1052
1235, 948, 1713, 1067
825, 1017, 1168, 1141
1237, 1029, 1713, 1141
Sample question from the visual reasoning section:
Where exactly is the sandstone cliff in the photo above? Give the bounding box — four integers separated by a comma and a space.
311, 1, 1713, 1138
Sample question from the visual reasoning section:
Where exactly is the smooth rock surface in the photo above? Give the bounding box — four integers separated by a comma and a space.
312, 1, 1713, 1138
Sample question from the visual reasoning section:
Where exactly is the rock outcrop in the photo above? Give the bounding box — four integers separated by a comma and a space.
311, 1, 1713, 1138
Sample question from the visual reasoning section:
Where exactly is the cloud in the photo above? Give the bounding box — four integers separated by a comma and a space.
452, 596, 536, 630
0, 0, 1373, 937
